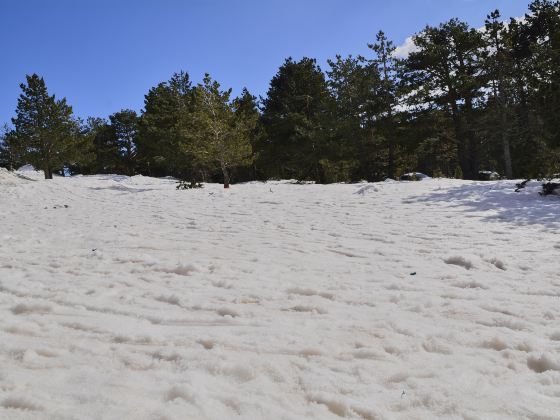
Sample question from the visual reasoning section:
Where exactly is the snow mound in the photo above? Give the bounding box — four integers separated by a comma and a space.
17, 164, 36, 172
354, 184, 379, 195
5, 165, 46, 181
0, 168, 26, 186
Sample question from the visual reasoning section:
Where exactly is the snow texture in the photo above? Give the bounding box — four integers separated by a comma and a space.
1, 172, 559, 419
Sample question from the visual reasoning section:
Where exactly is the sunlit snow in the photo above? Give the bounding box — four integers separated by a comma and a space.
1, 168, 559, 419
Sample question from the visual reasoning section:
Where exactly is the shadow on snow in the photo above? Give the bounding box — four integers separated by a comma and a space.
409, 180, 560, 228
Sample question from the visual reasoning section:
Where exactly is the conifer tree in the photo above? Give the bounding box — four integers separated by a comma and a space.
233, 88, 260, 128
186, 74, 253, 188
525, 0, 560, 174
233, 88, 262, 179
10, 74, 79, 179
109, 109, 138, 175
401, 20, 485, 179
0, 125, 15, 170
78, 117, 119, 174
136, 71, 194, 177
326, 54, 383, 181
483, 10, 514, 178
261, 58, 331, 182
369, 31, 400, 179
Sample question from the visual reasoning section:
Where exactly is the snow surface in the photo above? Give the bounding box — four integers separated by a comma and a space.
1, 171, 559, 419
16, 165, 37, 173
399, 172, 431, 181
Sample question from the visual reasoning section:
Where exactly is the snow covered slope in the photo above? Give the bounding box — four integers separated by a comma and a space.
0, 174, 559, 419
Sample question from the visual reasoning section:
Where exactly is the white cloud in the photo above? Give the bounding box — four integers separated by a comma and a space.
393, 36, 418, 59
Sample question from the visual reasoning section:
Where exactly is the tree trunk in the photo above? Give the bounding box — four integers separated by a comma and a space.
221, 164, 230, 188
491, 26, 514, 179
311, 140, 323, 184
44, 166, 53, 179
387, 113, 395, 179
494, 88, 513, 179
464, 98, 479, 180
380, 43, 396, 180
501, 108, 513, 178
449, 101, 469, 179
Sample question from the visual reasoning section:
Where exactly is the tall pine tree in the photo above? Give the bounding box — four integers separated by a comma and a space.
326, 54, 384, 181
482, 10, 514, 178
136, 71, 194, 178
109, 109, 138, 176
402, 20, 485, 179
369, 31, 400, 179
10, 74, 79, 179
261, 58, 331, 182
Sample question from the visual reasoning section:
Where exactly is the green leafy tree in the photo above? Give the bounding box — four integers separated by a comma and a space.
185, 74, 253, 188
10, 74, 80, 179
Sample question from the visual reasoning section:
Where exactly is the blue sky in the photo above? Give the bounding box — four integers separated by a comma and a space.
1, 0, 530, 124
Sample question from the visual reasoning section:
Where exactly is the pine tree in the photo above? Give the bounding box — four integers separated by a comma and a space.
369, 31, 400, 179
326, 54, 383, 181
10, 74, 79, 179
136, 71, 194, 178
233, 88, 262, 180
504, 17, 539, 176
482, 10, 514, 178
109, 109, 138, 175
261, 57, 331, 182
233, 88, 260, 130
186, 74, 253, 188
78, 117, 119, 174
0, 125, 15, 170
525, 0, 560, 175
402, 20, 486, 179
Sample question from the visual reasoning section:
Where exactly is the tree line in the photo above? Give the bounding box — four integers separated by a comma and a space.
1, 0, 559, 183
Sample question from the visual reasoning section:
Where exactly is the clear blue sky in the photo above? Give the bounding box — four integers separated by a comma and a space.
1, 0, 530, 124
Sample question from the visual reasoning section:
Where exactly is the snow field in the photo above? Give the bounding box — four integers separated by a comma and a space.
0, 172, 559, 419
